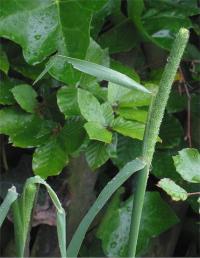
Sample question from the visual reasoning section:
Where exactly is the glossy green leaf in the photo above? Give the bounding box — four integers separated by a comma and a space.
85, 141, 109, 170
12, 56, 46, 80
0, 0, 58, 64
97, 191, 179, 256
108, 82, 130, 105
98, 19, 139, 54
128, 0, 198, 49
10, 119, 56, 148
118, 107, 148, 123
61, 118, 86, 154
152, 151, 181, 181
57, 87, 80, 117
84, 122, 112, 143
67, 158, 146, 257
157, 178, 188, 201
0, 107, 34, 135
173, 148, 200, 183
11, 84, 38, 113
0, 0, 95, 77
33, 136, 69, 178
0, 46, 9, 74
110, 59, 140, 83
112, 117, 145, 140
101, 102, 114, 126
119, 83, 156, 107
91, 0, 122, 38
0, 76, 17, 105
77, 88, 105, 124
49, 0, 92, 84
158, 115, 183, 149
80, 39, 109, 86
112, 136, 142, 168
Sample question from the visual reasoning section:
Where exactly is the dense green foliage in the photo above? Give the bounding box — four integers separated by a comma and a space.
0, 0, 199, 257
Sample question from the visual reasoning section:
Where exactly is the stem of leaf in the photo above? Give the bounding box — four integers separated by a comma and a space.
128, 28, 189, 257
187, 192, 200, 196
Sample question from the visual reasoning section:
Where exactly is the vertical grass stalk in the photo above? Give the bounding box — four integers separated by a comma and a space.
128, 28, 189, 257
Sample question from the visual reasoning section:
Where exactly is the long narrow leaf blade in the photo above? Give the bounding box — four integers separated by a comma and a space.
33, 55, 151, 94
33, 56, 56, 85
0, 186, 18, 227
24, 176, 66, 257
66, 158, 146, 257
57, 209, 67, 258
61, 56, 150, 93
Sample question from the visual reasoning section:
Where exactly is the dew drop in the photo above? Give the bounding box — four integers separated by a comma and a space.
34, 34, 41, 40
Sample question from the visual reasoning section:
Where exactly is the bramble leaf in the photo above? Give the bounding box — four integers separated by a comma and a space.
57, 87, 80, 117
157, 178, 188, 201
112, 117, 145, 140
173, 148, 200, 183
85, 141, 109, 170
84, 122, 112, 143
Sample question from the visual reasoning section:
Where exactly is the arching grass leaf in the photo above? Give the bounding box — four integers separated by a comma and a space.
67, 158, 146, 257
0, 186, 18, 227
97, 191, 179, 257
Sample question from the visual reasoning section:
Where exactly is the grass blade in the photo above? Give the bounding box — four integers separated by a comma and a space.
0, 186, 18, 227
66, 158, 146, 257
25, 176, 67, 258
33, 55, 151, 94
60, 56, 150, 93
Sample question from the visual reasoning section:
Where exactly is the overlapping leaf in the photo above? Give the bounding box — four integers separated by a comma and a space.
173, 148, 200, 183
97, 191, 179, 256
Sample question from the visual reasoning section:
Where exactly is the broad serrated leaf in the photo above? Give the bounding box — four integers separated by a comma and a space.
173, 148, 200, 183
112, 117, 145, 140
57, 87, 80, 117
108, 82, 130, 105
33, 136, 69, 178
118, 107, 148, 123
77, 88, 105, 124
85, 141, 109, 170
119, 83, 156, 108
112, 136, 142, 168
84, 122, 112, 143
101, 102, 114, 126
157, 178, 188, 201
61, 117, 86, 154
10, 119, 56, 148
97, 191, 179, 256
0, 107, 34, 135
11, 84, 38, 113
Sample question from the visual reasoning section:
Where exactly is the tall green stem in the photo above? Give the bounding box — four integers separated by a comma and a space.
128, 28, 189, 257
